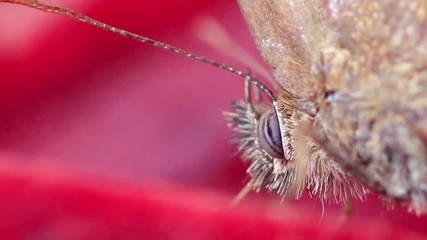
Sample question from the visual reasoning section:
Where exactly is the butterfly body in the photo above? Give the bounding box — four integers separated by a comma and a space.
239, 0, 427, 214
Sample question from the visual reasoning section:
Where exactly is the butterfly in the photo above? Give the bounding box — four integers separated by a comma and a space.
3, 0, 427, 215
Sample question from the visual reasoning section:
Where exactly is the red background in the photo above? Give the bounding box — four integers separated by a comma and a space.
1, 0, 427, 239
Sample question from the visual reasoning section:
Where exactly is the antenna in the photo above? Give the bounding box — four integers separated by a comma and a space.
1, 0, 276, 102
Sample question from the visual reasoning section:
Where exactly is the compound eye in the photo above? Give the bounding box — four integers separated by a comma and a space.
257, 108, 284, 159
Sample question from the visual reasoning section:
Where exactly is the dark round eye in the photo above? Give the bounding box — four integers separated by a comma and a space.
257, 108, 284, 158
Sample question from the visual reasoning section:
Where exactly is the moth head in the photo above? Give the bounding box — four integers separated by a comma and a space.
225, 79, 367, 202
224, 78, 300, 195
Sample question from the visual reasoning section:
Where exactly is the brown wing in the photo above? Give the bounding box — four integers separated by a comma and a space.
238, 0, 325, 105
239, 0, 427, 112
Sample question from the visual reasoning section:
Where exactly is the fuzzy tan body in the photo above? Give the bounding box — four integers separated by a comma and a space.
239, 0, 427, 214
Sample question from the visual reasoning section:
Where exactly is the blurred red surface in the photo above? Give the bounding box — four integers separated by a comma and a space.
0, 0, 427, 239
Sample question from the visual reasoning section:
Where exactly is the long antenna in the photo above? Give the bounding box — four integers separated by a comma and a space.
2, 0, 276, 101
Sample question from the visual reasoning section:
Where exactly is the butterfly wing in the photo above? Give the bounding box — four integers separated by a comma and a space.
238, 0, 324, 109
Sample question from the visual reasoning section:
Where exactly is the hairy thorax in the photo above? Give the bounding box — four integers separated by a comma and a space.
317, 0, 427, 211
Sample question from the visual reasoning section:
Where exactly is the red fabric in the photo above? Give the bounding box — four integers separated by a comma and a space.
0, 1, 427, 239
